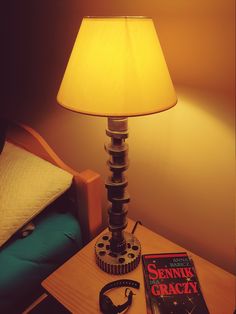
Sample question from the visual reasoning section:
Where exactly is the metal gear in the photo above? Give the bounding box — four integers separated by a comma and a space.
95, 231, 141, 274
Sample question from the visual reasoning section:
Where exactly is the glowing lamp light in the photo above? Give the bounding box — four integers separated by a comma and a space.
58, 16, 177, 274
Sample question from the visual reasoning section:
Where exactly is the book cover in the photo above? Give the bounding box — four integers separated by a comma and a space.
142, 252, 209, 314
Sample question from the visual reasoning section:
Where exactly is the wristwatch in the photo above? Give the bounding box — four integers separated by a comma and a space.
99, 279, 140, 314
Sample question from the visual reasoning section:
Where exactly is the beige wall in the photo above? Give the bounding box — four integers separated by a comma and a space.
32, 87, 235, 274
2, 0, 235, 273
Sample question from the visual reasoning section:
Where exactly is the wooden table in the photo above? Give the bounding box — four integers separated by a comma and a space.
42, 219, 235, 313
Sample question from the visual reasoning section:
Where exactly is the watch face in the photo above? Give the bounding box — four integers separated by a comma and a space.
100, 295, 118, 314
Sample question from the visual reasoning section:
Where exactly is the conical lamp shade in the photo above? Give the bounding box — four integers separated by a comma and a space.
57, 17, 177, 117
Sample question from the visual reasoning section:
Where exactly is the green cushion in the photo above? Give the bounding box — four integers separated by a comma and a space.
0, 209, 82, 313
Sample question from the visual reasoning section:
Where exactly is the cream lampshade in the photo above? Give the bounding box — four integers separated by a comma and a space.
57, 17, 177, 116
57, 16, 177, 274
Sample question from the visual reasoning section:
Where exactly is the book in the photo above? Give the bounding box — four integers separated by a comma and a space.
142, 252, 209, 314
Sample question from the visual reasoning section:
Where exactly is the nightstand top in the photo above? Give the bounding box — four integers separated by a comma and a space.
42, 219, 235, 314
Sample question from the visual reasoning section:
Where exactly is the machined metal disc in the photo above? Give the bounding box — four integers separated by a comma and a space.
95, 231, 141, 274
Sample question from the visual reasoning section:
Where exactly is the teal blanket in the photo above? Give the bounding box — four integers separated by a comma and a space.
0, 209, 82, 313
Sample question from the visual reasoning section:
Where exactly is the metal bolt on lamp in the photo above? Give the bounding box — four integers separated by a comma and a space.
57, 16, 177, 274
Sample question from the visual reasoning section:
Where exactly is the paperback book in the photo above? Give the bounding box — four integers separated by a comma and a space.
142, 252, 209, 314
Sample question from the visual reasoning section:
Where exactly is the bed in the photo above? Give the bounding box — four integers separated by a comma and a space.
0, 122, 102, 313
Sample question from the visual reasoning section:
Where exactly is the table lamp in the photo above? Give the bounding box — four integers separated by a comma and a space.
57, 16, 177, 274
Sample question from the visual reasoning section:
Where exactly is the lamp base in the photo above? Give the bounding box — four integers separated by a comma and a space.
95, 231, 141, 274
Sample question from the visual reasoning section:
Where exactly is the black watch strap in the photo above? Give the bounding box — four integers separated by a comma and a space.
99, 279, 140, 314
